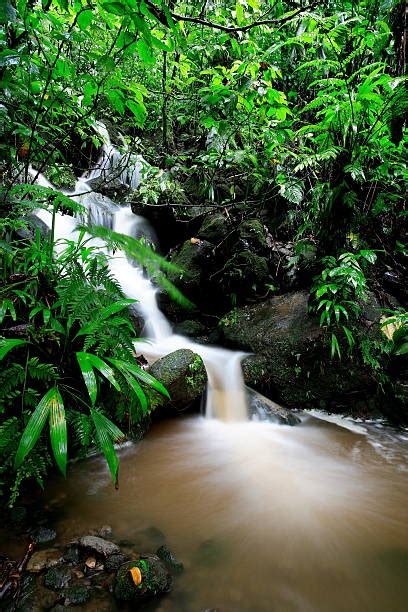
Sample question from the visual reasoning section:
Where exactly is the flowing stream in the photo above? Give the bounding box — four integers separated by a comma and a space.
27, 132, 408, 611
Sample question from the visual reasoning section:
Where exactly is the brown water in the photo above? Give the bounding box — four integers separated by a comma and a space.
45, 414, 408, 612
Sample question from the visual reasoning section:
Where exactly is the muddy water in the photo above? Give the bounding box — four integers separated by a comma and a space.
45, 415, 408, 612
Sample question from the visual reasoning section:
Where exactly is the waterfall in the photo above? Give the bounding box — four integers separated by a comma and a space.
31, 127, 248, 422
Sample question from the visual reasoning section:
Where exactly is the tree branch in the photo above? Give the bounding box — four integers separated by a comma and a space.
145, 1, 317, 33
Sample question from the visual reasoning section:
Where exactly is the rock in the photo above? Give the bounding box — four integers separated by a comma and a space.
222, 251, 269, 293
97, 525, 113, 540
63, 585, 90, 606
247, 387, 301, 426
63, 545, 80, 565
148, 349, 207, 411
168, 239, 214, 296
238, 219, 268, 252
17, 214, 50, 240
105, 553, 130, 573
87, 176, 130, 200
44, 566, 72, 590
31, 527, 57, 545
174, 320, 208, 338
77, 536, 120, 558
156, 545, 184, 575
27, 549, 63, 573
198, 213, 229, 244
220, 291, 379, 411
114, 556, 172, 602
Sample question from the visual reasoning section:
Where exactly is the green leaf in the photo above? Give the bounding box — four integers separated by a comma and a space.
90, 409, 122, 486
0, 339, 28, 360
77, 352, 121, 406
126, 99, 147, 126
107, 358, 148, 413
15, 387, 59, 468
75, 299, 136, 338
102, 1, 127, 15
120, 360, 170, 399
77, 8, 93, 31
49, 388, 67, 477
331, 333, 341, 359
0, 0, 17, 24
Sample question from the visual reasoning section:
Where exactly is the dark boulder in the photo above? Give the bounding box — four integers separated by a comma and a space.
76, 536, 120, 558
219, 291, 379, 412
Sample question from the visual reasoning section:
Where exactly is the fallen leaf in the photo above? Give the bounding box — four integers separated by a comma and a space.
129, 566, 142, 586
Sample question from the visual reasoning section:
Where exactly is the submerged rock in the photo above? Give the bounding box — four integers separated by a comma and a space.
247, 387, 301, 426
148, 349, 207, 411
114, 556, 172, 602
156, 545, 184, 574
77, 536, 120, 558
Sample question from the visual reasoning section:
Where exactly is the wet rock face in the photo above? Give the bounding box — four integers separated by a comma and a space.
114, 556, 172, 602
220, 291, 378, 411
148, 349, 207, 412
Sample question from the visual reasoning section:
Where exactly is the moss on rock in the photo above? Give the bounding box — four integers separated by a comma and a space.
114, 556, 171, 602
148, 349, 207, 411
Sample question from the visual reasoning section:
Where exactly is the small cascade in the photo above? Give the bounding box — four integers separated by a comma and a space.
30, 125, 249, 422
86, 121, 148, 190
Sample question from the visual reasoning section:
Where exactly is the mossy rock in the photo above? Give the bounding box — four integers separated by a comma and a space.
198, 213, 229, 243
238, 219, 268, 251
220, 291, 379, 411
148, 349, 207, 412
174, 319, 208, 338
223, 251, 269, 293
114, 556, 172, 602
168, 239, 214, 295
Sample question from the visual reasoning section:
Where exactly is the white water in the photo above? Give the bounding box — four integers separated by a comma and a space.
30, 129, 248, 421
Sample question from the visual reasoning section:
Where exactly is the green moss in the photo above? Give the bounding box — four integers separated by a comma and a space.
114, 558, 171, 602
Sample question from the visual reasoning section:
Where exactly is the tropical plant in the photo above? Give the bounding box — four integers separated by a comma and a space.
310, 250, 377, 358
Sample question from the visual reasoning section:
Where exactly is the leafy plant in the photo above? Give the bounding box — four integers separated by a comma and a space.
310, 250, 377, 358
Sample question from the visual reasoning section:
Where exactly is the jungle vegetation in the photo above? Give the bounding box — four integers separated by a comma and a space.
0, 0, 407, 505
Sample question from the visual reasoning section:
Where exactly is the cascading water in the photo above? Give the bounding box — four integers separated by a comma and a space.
31, 127, 248, 422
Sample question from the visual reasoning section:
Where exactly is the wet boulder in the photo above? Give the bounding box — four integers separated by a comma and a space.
77, 536, 120, 558
87, 176, 130, 201
198, 213, 230, 244
168, 238, 215, 297
44, 566, 72, 590
219, 291, 378, 412
114, 556, 172, 602
148, 349, 207, 412
222, 251, 269, 295
27, 549, 63, 573
174, 319, 208, 338
247, 387, 301, 426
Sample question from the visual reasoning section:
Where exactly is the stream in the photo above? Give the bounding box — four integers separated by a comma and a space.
27, 130, 408, 611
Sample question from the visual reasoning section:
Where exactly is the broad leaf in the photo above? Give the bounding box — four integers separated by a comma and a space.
0, 339, 28, 360
49, 388, 67, 477
15, 387, 60, 468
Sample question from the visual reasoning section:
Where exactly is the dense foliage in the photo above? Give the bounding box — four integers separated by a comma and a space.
1, 0, 407, 503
